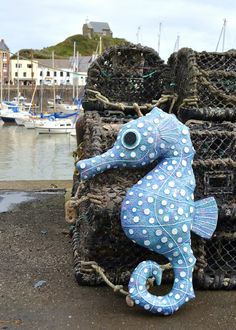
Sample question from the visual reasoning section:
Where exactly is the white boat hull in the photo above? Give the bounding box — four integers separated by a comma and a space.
35, 117, 77, 134
36, 127, 74, 134
15, 118, 27, 126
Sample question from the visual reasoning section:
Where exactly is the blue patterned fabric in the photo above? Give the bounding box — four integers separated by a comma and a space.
77, 107, 218, 315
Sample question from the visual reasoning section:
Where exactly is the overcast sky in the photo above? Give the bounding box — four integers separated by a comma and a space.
1, 0, 236, 61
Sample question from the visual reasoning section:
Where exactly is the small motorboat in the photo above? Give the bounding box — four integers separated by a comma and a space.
35, 118, 76, 134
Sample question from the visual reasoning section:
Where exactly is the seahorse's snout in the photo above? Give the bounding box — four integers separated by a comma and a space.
76, 150, 119, 180
76, 123, 157, 180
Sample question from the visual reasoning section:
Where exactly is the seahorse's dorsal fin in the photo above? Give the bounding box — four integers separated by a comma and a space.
149, 107, 181, 145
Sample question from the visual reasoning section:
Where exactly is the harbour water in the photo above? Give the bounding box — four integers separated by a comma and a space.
0, 121, 77, 180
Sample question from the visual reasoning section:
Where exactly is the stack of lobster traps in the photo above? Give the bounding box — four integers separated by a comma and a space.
168, 48, 236, 289
70, 46, 236, 290
71, 44, 173, 285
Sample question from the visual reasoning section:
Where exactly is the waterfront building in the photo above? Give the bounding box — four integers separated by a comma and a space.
10, 58, 38, 85
36, 57, 91, 86
8, 56, 91, 86
0, 39, 10, 84
36, 59, 73, 86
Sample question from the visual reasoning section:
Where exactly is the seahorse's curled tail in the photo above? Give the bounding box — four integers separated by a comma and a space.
128, 250, 196, 315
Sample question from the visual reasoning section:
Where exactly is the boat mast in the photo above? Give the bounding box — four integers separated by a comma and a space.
222, 18, 226, 52
136, 26, 141, 44
157, 22, 162, 54
17, 51, 20, 104
72, 41, 76, 100
52, 51, 56, 113
7, 59, 10, 101
76, 50, 79, 100
99, 36, 102, 55
173, 34, 180, 52
40, 74, 43, 115
215, 18, 227, 52
0, 53, 2, 104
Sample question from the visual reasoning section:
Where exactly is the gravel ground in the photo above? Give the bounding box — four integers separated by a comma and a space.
0, 182, 235, 330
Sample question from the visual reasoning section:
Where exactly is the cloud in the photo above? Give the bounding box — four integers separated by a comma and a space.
1, 0, 235, 61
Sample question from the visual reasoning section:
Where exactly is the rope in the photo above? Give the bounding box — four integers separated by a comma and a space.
86, 89, 177, 115
193, 158, 236, 168
80, 260, 172, 297
175, 48, 236, 113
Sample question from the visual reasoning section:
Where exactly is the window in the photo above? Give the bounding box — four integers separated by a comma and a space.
40, 71, 43, 76
32, 72, 34, 77
23, 72, 26, 77
3, 52, 7, 58
54, 71, 57, 77
67, 72, 70, 77
66, 80, 70, 83
54, 79, 57, 83
60, 71, 63, 77
46, 71, 50, 76
27, 64, 32, 68
15, 72, 18, 77
15, 63, 22, 68
3, 63, 7, 68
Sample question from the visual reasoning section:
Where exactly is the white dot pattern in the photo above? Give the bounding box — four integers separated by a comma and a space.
78, 109, 203, 316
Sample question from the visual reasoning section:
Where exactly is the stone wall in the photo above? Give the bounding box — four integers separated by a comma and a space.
1, 85, 84, 108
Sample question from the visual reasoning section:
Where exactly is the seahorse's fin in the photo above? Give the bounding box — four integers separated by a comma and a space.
149, 107, 182, 145
192, 197, 218, 239
158, 116, 181, 145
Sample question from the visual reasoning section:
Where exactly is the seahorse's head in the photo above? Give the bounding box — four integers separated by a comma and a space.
77, 107, 193, 180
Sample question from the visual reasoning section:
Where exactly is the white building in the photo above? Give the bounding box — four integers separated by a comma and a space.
9, 56, 91, 86
36, 57, 91, 86
10, 59, 38, 85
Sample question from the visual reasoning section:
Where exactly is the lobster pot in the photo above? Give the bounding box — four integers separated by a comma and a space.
194, 230, 236, 289
168, 48, 236, 122
82, 44, 171, 115
73, 111, 172, 285
189, 121, 236, 289
189, 122, 236, 221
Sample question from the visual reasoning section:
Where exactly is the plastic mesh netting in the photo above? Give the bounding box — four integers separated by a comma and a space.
82, 44, 170, 114
168, 48, 236, 122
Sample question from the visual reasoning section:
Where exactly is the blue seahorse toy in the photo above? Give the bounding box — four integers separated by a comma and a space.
76, 107, 218, 315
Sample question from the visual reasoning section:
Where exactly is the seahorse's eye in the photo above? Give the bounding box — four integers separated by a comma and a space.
121, 129, 141, 149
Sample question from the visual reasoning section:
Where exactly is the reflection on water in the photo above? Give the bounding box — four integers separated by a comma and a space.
0, 122, 77, 180
0, 191, 36, 212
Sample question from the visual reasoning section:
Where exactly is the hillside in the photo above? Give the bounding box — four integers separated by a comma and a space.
14, 34, 130, 59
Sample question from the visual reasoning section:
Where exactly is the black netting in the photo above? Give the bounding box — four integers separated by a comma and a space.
83, 44, 171, 113
188, 121, 235, 220
194, 232, 236, 289
168, 48, 236, 121
205, 237, 236, 273
189, 122, 236, 160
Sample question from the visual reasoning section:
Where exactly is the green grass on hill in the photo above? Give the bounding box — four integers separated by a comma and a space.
13, 34, 130, 59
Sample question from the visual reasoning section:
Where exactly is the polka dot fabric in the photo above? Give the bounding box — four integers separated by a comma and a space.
76, 107, 218, 315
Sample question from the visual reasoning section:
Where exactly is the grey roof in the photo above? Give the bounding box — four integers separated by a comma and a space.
88, 21, 111, 33
37, 59, 71, 69
0, 39, 9, 51
77, 56, 92, 72
69, 56, 92, 72
36, 56, 92, 72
